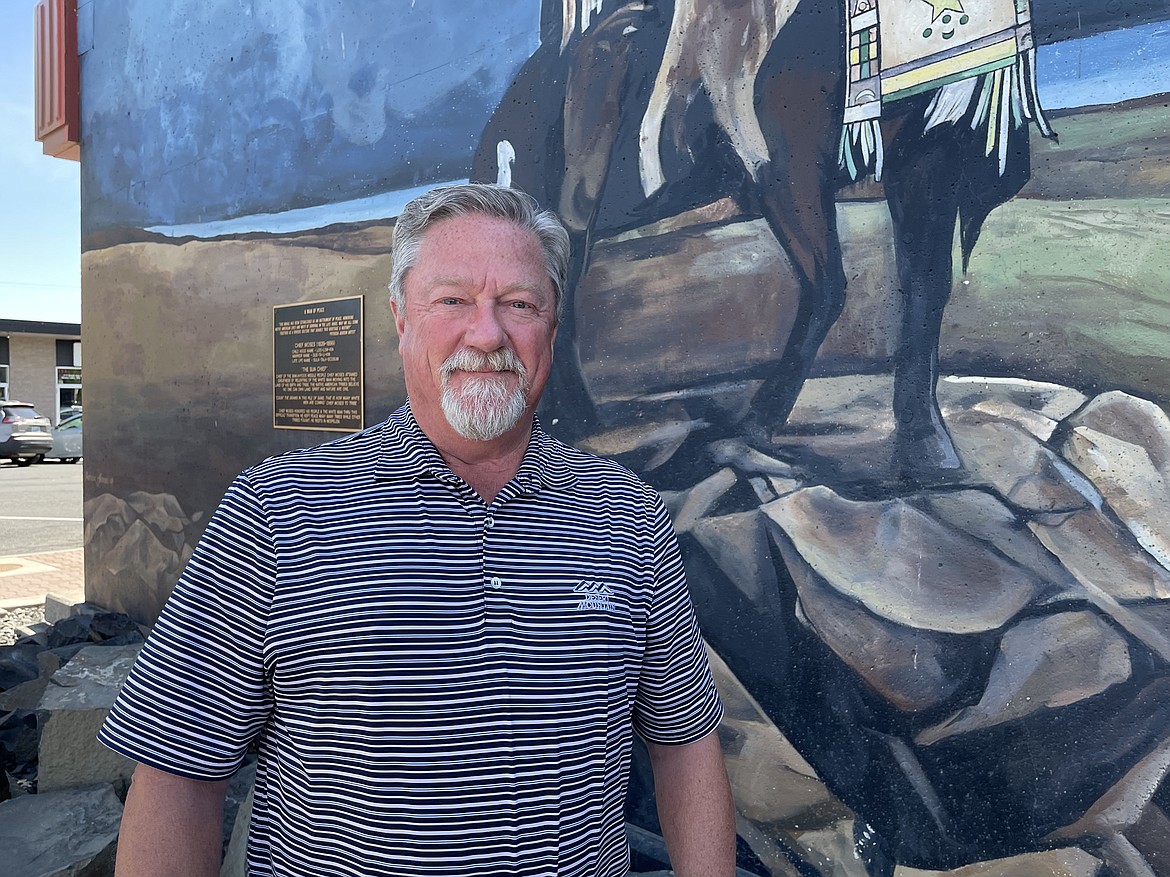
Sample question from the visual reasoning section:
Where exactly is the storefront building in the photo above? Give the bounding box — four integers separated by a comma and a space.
0, 319, 82, 422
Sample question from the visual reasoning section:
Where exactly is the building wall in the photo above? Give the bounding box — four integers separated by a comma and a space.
78, 1, 1170, 874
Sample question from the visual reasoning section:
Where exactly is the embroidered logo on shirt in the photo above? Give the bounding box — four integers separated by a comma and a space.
574, 580, 617, 612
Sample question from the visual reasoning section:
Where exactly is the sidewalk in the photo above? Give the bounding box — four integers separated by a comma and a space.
0, 548, 86, 609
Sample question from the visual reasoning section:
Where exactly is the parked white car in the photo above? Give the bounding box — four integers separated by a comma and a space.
0, 402, 54, 466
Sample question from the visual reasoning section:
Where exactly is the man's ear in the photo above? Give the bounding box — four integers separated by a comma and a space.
390, 297, 405, 338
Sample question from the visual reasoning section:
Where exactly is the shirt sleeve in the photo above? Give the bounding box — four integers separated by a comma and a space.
99, 472, 276, 780
632, 490, 724, 745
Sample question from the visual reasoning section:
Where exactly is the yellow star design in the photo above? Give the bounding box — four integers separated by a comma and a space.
922, 0, 965, 22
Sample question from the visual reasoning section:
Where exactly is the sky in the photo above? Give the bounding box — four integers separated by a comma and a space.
0, 3, 1166, 325
1040, 18, 1170, 108
0, 0, 82, 324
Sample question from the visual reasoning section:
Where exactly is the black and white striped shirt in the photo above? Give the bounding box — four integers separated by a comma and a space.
100, 404, 723, 876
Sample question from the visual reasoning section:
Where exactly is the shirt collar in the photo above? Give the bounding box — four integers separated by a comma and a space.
375, 402, 576, 493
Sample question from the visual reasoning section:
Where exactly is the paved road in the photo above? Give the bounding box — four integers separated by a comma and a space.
0, 460, 84, 555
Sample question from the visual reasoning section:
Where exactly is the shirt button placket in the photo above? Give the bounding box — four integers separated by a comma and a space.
481, 507, 507, 678
483, 511, 501, 593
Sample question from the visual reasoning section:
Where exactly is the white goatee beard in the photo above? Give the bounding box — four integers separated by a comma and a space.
440, 348, 530, 441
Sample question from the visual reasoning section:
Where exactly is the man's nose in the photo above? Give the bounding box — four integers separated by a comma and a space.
463, 301, 507, 351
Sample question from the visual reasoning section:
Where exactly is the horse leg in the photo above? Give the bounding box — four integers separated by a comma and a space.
748, 90, 848, 435
733, 0, 847, 439
881, 128, 963, 478
539, 2, 662, 439
751, 180, 848, 432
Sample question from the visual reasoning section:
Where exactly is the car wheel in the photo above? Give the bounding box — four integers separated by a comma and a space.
34, 454, 45, 464
14, 458, 32, 467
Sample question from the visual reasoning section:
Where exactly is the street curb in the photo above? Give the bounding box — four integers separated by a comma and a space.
0, 595, 46, 611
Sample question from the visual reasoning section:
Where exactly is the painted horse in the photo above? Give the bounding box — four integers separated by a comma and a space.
471, 0, 1052, 481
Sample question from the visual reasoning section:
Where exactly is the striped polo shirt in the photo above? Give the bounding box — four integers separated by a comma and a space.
100, 404, 723, 877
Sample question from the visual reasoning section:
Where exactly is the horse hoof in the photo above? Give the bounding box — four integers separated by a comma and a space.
894, 427, 964, 486
737, 410, 781, 449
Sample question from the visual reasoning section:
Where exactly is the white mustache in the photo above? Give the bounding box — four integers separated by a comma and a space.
440, 348, 527, 382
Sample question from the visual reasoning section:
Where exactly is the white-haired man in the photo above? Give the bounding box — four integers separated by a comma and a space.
102, 183, 735, 877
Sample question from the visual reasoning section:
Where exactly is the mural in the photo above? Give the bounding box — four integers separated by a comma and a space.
79, 0, 1170, 874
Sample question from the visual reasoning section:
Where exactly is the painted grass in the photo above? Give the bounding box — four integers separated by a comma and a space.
943, 197, 1170, 403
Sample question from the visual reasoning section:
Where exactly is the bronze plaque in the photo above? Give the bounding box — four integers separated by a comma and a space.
273, 296, 364, 432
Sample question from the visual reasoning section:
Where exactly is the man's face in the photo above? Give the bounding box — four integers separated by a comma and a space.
392, 213, 558, 444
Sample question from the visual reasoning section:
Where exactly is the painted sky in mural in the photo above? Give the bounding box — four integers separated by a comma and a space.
81, 0, 539, 234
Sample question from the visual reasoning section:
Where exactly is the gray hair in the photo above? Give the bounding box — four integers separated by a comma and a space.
388, 183, 571, 321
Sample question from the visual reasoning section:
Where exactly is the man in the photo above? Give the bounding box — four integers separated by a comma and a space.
101, 183, 735, 876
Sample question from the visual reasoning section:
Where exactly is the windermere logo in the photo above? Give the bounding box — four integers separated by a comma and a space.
575, 581, 616, 612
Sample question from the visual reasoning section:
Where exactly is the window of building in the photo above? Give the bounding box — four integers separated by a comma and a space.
56, 339, 81, 421
56, 339, 81, 367
0, 337, 8, 401
57, 365, 82, 420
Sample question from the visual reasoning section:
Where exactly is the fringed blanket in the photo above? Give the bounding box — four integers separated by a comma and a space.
840, 0, 1053, 180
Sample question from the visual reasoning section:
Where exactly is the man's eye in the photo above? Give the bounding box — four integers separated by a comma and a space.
440, 297, 460, 305
510, 301, 532, 309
